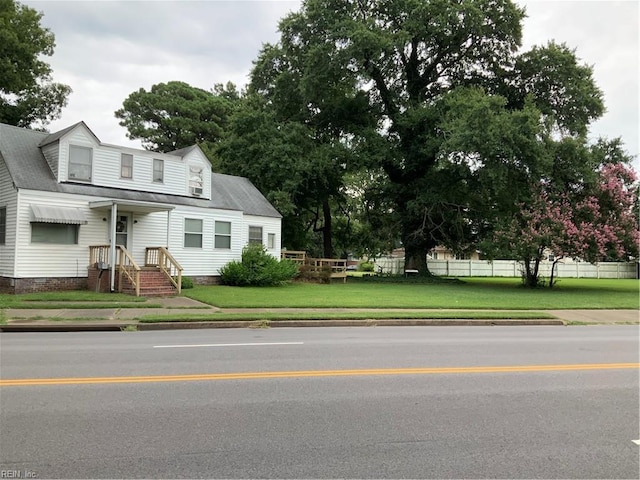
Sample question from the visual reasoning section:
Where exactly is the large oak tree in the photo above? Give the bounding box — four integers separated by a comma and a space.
0, 0, 71, 128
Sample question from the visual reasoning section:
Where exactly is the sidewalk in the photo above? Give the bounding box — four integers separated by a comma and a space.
1, 297, 637, 331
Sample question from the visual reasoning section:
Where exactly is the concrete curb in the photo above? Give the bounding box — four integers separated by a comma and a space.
0, 318, 566, 332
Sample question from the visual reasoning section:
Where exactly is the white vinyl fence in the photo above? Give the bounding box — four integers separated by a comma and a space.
374, 258, 638, 279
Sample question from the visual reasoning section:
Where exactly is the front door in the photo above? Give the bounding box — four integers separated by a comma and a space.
115, 214, 131, 250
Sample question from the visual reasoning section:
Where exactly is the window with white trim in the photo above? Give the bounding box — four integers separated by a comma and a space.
68, 145, 92, 181
121, 153, 133, 178
153, 159, 164, 183
184, 218, 203, 248
267, 233, 275, 249
214, 221, 231, 249
189, 165, 204, 195
248, 226, 263, 245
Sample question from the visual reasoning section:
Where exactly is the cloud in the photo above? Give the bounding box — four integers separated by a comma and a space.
23, 0, 639, 164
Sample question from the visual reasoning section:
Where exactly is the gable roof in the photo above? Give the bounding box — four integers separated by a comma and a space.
38, 121, 100, 147
0, 122, 281, 218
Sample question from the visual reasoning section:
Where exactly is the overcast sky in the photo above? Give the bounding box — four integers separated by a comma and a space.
24, 0, 639, 165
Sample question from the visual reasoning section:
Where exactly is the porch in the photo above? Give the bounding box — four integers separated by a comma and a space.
89, 245, 183, 297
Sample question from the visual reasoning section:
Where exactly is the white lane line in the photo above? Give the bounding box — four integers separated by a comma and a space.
153, 342, 304, 349
633, 440, 640, 446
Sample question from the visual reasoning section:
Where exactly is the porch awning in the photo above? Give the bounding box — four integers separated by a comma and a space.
88, 199, 175, 214
30, 204, 88, 225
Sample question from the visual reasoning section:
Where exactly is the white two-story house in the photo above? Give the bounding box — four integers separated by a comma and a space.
0, 121, 282, 295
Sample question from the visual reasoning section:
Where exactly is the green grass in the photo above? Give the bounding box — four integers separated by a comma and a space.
0, 291, 152, 309
138, 310, 555, 323
184, 277, 639, 309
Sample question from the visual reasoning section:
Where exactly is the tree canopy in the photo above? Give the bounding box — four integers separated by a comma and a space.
0, 0, 71, 128
115, 81, 240, 162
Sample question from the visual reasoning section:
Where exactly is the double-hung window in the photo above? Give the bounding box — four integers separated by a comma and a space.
248, 226, 263, 245
121, 153, 133, 179
214, 221, 231, 249
153, 159, 164, 183
267, 233, 276, 249
68, 145, 92, 181
184, 219, 203, 248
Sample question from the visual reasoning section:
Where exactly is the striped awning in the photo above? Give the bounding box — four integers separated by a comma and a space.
30, 204, 88, 225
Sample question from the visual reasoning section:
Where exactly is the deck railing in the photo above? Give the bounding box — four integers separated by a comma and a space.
281, 251, 347, 283
281, 250, 307, 264
145, 247, 183, 294
88, 245, 141, 296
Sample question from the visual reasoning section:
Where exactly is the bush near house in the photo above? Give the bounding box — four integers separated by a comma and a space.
220, 244, 299, 286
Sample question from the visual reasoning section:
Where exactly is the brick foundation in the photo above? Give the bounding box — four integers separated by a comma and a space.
189, 275, 221, 285
0, 276, 87, 294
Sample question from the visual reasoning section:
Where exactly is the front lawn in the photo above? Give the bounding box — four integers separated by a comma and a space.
184, 277, 639, 309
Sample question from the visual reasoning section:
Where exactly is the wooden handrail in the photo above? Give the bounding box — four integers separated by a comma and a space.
145, 247, 183, 294
117, 246, 141, 297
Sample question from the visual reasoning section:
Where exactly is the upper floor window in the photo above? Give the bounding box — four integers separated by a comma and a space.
153, 159, 164, 183
68, 145, 92, 181
248, 226, 263, 245
121, 153, 133, 179
0, 207, 6, 245
184, 218, 203, 248
214, 221, 231, 249
189, 165, 204, 195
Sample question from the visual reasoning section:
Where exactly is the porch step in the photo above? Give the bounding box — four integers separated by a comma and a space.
120, 267, 178, 297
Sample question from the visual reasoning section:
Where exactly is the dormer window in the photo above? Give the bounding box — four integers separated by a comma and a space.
189, 165, 204, 196
153, 159, 164, 183
68, 145, 92, 181
121, 153, 133, 178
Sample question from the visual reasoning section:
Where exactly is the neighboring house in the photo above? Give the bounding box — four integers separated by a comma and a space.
0, 121, 282, 294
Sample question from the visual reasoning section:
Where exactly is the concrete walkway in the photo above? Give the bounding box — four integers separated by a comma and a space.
1, 296, 637, 331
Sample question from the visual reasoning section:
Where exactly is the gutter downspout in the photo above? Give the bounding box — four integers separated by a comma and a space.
110, 203, 117, 292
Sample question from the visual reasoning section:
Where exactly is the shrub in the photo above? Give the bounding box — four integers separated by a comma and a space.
220, 244, 299, 286
359, 261, 375, 272
181, 276, 194, 289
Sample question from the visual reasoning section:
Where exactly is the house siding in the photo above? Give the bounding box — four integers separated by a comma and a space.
243, 215, 282, 256
56, 125, 212, 199
167, 206, 244, 276
0, 158, 17, 277
40, 142, 60, 179
14, 190, 106, 278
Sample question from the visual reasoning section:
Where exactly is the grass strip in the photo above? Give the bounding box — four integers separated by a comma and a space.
138, 311, 555, 323
5, 303, 163, 309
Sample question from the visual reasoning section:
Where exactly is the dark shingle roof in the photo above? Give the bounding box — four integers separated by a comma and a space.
0, 122, 281, 218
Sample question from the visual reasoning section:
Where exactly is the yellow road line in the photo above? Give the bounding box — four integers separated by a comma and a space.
1, 363, 638, 387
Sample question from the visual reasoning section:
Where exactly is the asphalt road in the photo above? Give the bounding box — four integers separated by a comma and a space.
1, 326, 638, 479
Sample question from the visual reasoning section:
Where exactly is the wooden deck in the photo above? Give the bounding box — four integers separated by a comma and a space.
282, 251, 347, 283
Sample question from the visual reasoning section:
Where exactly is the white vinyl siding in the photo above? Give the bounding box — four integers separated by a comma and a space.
184, 218, 203, 248
245, 215, 281, 256
53, 125, 212, 198
0, 159, 17, 276
40, 142, 60, 179
68, 145, 92, 181
214, 221, 231, 249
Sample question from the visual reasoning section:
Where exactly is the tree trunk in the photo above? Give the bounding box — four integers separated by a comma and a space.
322, 199, 333, 259
549, 259, 560, 288
522, 257, 539, 288
404, 244, 430, 275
